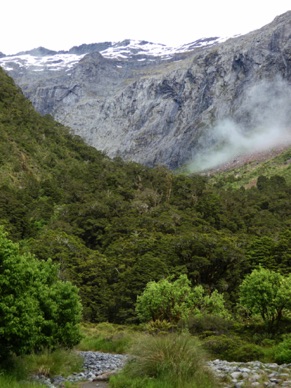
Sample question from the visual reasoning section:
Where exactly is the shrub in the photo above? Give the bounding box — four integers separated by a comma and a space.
274, 335, 291, 364
0, 227, 82, 359
230, 344, 265, 362
135, 275, 195, 323
187, 314, 232, 336
202, 334, 265, 362
239, 267, 291, 327
202, 335, 239, 361
136, 274, 229, 324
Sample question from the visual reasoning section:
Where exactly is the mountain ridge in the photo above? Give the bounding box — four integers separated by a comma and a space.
1, 11, 291, 170
0, 36, 225, 59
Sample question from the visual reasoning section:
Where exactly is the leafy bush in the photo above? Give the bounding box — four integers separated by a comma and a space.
239, 267, 291, 327
274, 335, 291, 364
0, 227, 82, 359
202, 335, 239, 360
136, 274, 229, 324
202, 334, 265, 362
111, 333, 218, 388
135, 275, 194, 323
187, 314, 232, 336
230, 344, 265, 362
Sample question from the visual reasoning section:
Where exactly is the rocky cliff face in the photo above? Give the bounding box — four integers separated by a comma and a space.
1, 12, 291, 169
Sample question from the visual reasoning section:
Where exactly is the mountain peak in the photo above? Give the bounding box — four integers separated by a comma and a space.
16, 46, 57, 57
1, 11, 290, 169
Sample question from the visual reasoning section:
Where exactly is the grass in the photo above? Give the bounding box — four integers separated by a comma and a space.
77, 322, 138, 354
110, 332, 220, 388
0, 375, 45, 388
0, 348, 83, 388
208, 145, 291, 189
18, 348, 83, 378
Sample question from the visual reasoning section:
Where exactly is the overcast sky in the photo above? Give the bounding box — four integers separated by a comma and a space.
1, 1, 290, 55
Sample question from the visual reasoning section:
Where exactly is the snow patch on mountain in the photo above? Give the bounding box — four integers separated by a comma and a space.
0, 37, 229, 73
0, 53, 86, 72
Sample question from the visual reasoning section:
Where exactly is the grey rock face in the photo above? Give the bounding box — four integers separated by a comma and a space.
2, 11, 291, 169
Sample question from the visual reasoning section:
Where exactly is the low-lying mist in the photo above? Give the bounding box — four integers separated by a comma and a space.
187, 77, 291, 172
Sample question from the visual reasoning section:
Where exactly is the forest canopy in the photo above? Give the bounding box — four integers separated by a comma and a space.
0, 67, 290, 324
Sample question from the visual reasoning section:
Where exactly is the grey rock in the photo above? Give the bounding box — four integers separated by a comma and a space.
208, 360, 291, 387
2, 12, 291, 170
231, 371, 242, 379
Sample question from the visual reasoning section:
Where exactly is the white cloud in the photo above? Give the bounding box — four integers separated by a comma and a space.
188, 78, 291, 172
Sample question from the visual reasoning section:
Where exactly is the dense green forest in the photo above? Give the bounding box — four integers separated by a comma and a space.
0, 67, 290, 325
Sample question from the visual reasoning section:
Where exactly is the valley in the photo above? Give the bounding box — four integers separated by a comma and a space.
0, 10, 290, 388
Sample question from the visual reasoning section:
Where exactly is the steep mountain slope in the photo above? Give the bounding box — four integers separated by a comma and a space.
1, 12, 291, 170
0, 66, 290, 323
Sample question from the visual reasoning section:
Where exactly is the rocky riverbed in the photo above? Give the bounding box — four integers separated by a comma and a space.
33, 351, 127, 387
208, 359, 291, 387
33, 351, 291, 387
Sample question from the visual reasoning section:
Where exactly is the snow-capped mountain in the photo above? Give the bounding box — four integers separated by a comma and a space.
0, 12, 290, 170
0, 37, 226, 73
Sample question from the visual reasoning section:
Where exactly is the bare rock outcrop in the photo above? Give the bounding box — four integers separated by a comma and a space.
2, 11, 291, 169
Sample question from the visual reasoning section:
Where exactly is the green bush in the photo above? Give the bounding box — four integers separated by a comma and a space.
239, 267, 291, 327
111, 333, 218, 388
230, 343, 265, 362
0, 227, 82, 359
187, 314, 232, 336
136, 274, 229, 324
202, 334, 265, 362
274, 335, 291, 364
202, 335, 239, 360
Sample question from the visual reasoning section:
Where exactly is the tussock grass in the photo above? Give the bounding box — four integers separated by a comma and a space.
110, 332, 219, 388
